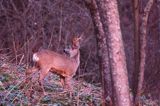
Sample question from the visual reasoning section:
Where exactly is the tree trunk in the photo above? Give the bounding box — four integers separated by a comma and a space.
135, 0, 154, 105
85, 0, 113, 105
132, 0, 140, 102
158, 0, 160, 34
96, 0, 132, 106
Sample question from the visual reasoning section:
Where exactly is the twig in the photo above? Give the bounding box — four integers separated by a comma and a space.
57, 0, 63, 51
18, 54, 24, 65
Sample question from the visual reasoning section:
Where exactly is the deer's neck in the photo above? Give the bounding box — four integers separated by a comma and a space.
72, 50, 80, 66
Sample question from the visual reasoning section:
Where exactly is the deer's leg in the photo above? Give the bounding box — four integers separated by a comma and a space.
64, 77, 73, 97
60, 76, 65, 88
25, 67, 38, 83
38, 68, 49, 95
64, 77, 73, 91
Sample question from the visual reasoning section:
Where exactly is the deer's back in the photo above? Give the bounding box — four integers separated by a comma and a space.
35, 50, 78, 76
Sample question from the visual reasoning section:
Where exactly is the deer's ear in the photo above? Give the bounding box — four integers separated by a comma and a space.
78, 34, 83, 41
73, 36, 82, 43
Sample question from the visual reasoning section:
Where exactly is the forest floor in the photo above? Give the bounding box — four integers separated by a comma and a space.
0, 54, 159, 106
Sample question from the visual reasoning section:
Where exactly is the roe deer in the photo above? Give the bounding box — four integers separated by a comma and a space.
26, 36, 81, 94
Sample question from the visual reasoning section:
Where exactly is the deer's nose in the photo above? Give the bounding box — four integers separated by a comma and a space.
63, 49, 69, 54
63, 49, 66, 53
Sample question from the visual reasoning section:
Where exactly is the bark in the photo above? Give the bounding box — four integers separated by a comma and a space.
158, 0, 160, 34
85, 0, 113, 105
136, 0, 154, 105
132, 0, 140, 101
96, 0, 132, 106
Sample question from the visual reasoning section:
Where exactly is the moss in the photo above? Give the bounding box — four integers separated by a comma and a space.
0, 86, 4, 91
0, 73, 13, 82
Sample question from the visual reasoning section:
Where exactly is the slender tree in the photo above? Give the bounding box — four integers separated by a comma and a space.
85, 0, 113, 105
135, 0, 154, 105
158, 0, 160, 34
132, 0, 140, 102
96, 0, 132, 106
